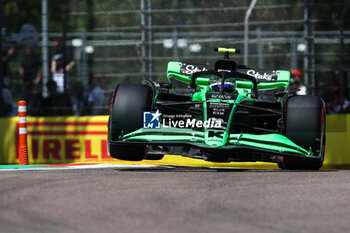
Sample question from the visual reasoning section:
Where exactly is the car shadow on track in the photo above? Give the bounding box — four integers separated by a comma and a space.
114, 166, 338, 173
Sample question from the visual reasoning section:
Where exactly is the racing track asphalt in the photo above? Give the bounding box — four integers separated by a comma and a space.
1, 167, 350, 233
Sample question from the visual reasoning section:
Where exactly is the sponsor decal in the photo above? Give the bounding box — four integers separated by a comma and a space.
206, 102, 233, 130
144, 111, 223, 129
162, 118, 222, 129
25, 138, 110, 160
9, 118, 113, 163
206, 93, 237, 100
180, 63, 209, 75
208, 102, 230, 116
246, 69, 278, 82
143, 110, 162, 129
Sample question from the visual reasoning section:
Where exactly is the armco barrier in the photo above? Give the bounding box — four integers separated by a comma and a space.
0, 115, 349, 169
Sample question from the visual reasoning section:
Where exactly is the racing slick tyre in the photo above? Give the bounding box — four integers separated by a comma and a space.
145, 146, 165, 160
144, 153, 165, 160
278, 95, 326, 170
108, 83, 153, 161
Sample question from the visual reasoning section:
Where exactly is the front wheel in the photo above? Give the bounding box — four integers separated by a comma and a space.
108, 83, 153, 161
278, 95, 326, 170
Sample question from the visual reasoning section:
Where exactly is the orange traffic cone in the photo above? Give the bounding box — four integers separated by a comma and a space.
18, 101, 28, 165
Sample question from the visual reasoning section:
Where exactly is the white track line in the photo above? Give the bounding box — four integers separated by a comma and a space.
0, 164, 174, 171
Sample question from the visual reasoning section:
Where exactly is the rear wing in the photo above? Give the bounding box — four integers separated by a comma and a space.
167, 61, 290, 90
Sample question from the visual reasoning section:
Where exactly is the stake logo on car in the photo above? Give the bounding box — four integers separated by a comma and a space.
246, 69, 278, 82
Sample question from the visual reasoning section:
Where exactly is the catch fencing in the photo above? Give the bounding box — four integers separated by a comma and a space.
4, 0, 350, 115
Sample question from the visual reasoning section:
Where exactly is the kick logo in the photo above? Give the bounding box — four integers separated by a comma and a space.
143, 110, 161, 129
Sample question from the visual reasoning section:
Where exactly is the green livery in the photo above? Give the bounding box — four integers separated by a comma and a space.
108, 48, 326, 169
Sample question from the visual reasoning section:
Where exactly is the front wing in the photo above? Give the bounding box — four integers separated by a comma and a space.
109, 127, 319, 162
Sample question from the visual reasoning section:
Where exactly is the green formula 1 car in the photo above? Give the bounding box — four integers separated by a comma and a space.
108, 48, 326, 170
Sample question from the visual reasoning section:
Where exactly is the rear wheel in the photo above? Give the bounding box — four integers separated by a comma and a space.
108, 83, 153, 161
278, 95, 326, 170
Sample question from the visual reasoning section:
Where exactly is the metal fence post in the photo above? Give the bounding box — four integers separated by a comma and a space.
340, 0, 350, 100
147, 0, 152, 80
172, 0, 179, 60
256, 27, 263, 69
0, 0, 2, 85
82, 29, 88, 85
244, 0, 257, 65
62, 0, 78, 91
304, 0, 315, 95
0, 0, 3, 116
41, 0, 49, 97
140, 0, 146, 80
291, 38, 297, 69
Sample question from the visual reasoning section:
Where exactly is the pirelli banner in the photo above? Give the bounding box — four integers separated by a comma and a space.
0, 115, 349, 169
0, 116, 112, 164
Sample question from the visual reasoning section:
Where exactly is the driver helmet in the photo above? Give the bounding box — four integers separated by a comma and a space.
209, 82, 235, 92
